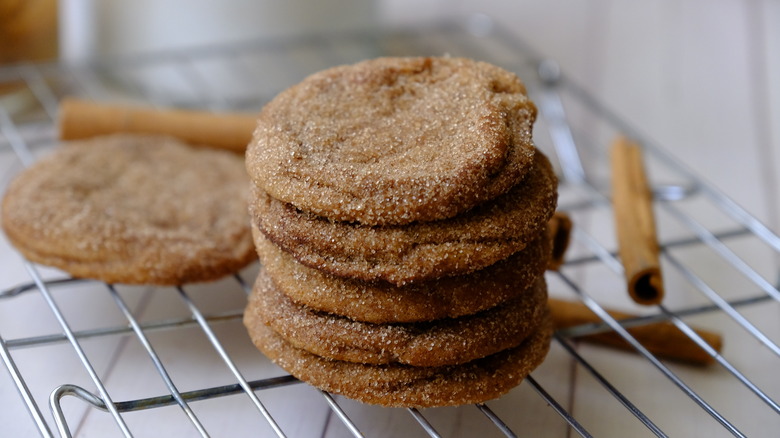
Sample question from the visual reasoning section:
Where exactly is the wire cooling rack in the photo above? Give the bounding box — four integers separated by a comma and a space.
1, 16, 779, 438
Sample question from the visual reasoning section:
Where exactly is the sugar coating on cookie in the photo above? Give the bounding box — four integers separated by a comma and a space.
250, 269, 548, 367
246, 56, 538, 226
252, 151, 558, 285
244, 308, 553, 408
253, 225, 551, 323
1, 134, 256, 285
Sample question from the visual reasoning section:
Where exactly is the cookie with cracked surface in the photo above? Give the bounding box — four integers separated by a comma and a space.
249, 267, 548, 367
244, 308, 552, 408
251, 150, 557, 285
246, 56, 538, 226
1, 134, 256, 285
253, 225, 551, 323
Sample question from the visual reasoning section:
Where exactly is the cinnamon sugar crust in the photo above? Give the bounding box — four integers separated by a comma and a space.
252, 151, 557, 285
249, 269, 548, 367
242, 56, 556, 408
253, 225, 551, 323
246, 56, 538, 226
1, 134, 256, 285
244, 309, 553, 408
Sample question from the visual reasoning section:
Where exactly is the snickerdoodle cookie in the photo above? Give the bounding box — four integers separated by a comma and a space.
245, 56, 538, 226
244, 309, 552, 408
1, 134, 255, 285
253, 226, 550, 323
252, 151, 557, 285
249, 269, 548, 367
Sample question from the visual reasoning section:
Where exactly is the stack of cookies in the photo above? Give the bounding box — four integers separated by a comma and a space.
243, 57, 558, 408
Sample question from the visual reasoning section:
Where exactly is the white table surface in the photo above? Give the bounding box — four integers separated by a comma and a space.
1, 1, 778, 437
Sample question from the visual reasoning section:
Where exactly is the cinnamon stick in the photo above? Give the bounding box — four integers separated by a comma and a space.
610, 136, 664, 305
58, 98, 257, 154
547, 211, 572, 270
549, 298, 722, 365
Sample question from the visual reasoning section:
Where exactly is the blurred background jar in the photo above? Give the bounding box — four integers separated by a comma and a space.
59, 0, 375, 60
0, 0, 58, 113
2, 1, 376, 111
57, 0, 377, 106
0, 0, 57, 63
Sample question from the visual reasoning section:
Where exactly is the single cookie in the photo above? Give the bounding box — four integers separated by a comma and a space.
244, 309, 552, 408
246, 56, 538, 226
253, 225, 551, 323
252, 151, 557, 285
1, 134, 256, 285
250, 268, 548, 367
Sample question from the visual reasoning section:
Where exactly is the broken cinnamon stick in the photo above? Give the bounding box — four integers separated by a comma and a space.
549, 298, 722, 365
58, 98, 257, 154
610, 136, 664, 305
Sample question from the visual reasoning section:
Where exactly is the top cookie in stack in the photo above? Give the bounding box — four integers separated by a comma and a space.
244, 56, 558, 408
246, 56, 538, 227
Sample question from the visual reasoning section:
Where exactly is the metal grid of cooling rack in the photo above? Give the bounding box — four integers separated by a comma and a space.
1, 17, 779, 438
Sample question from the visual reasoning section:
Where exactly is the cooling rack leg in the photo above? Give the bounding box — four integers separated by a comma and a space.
50, 384, 106, 438
24, 263, 133, 437
0, 335, 53, 437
